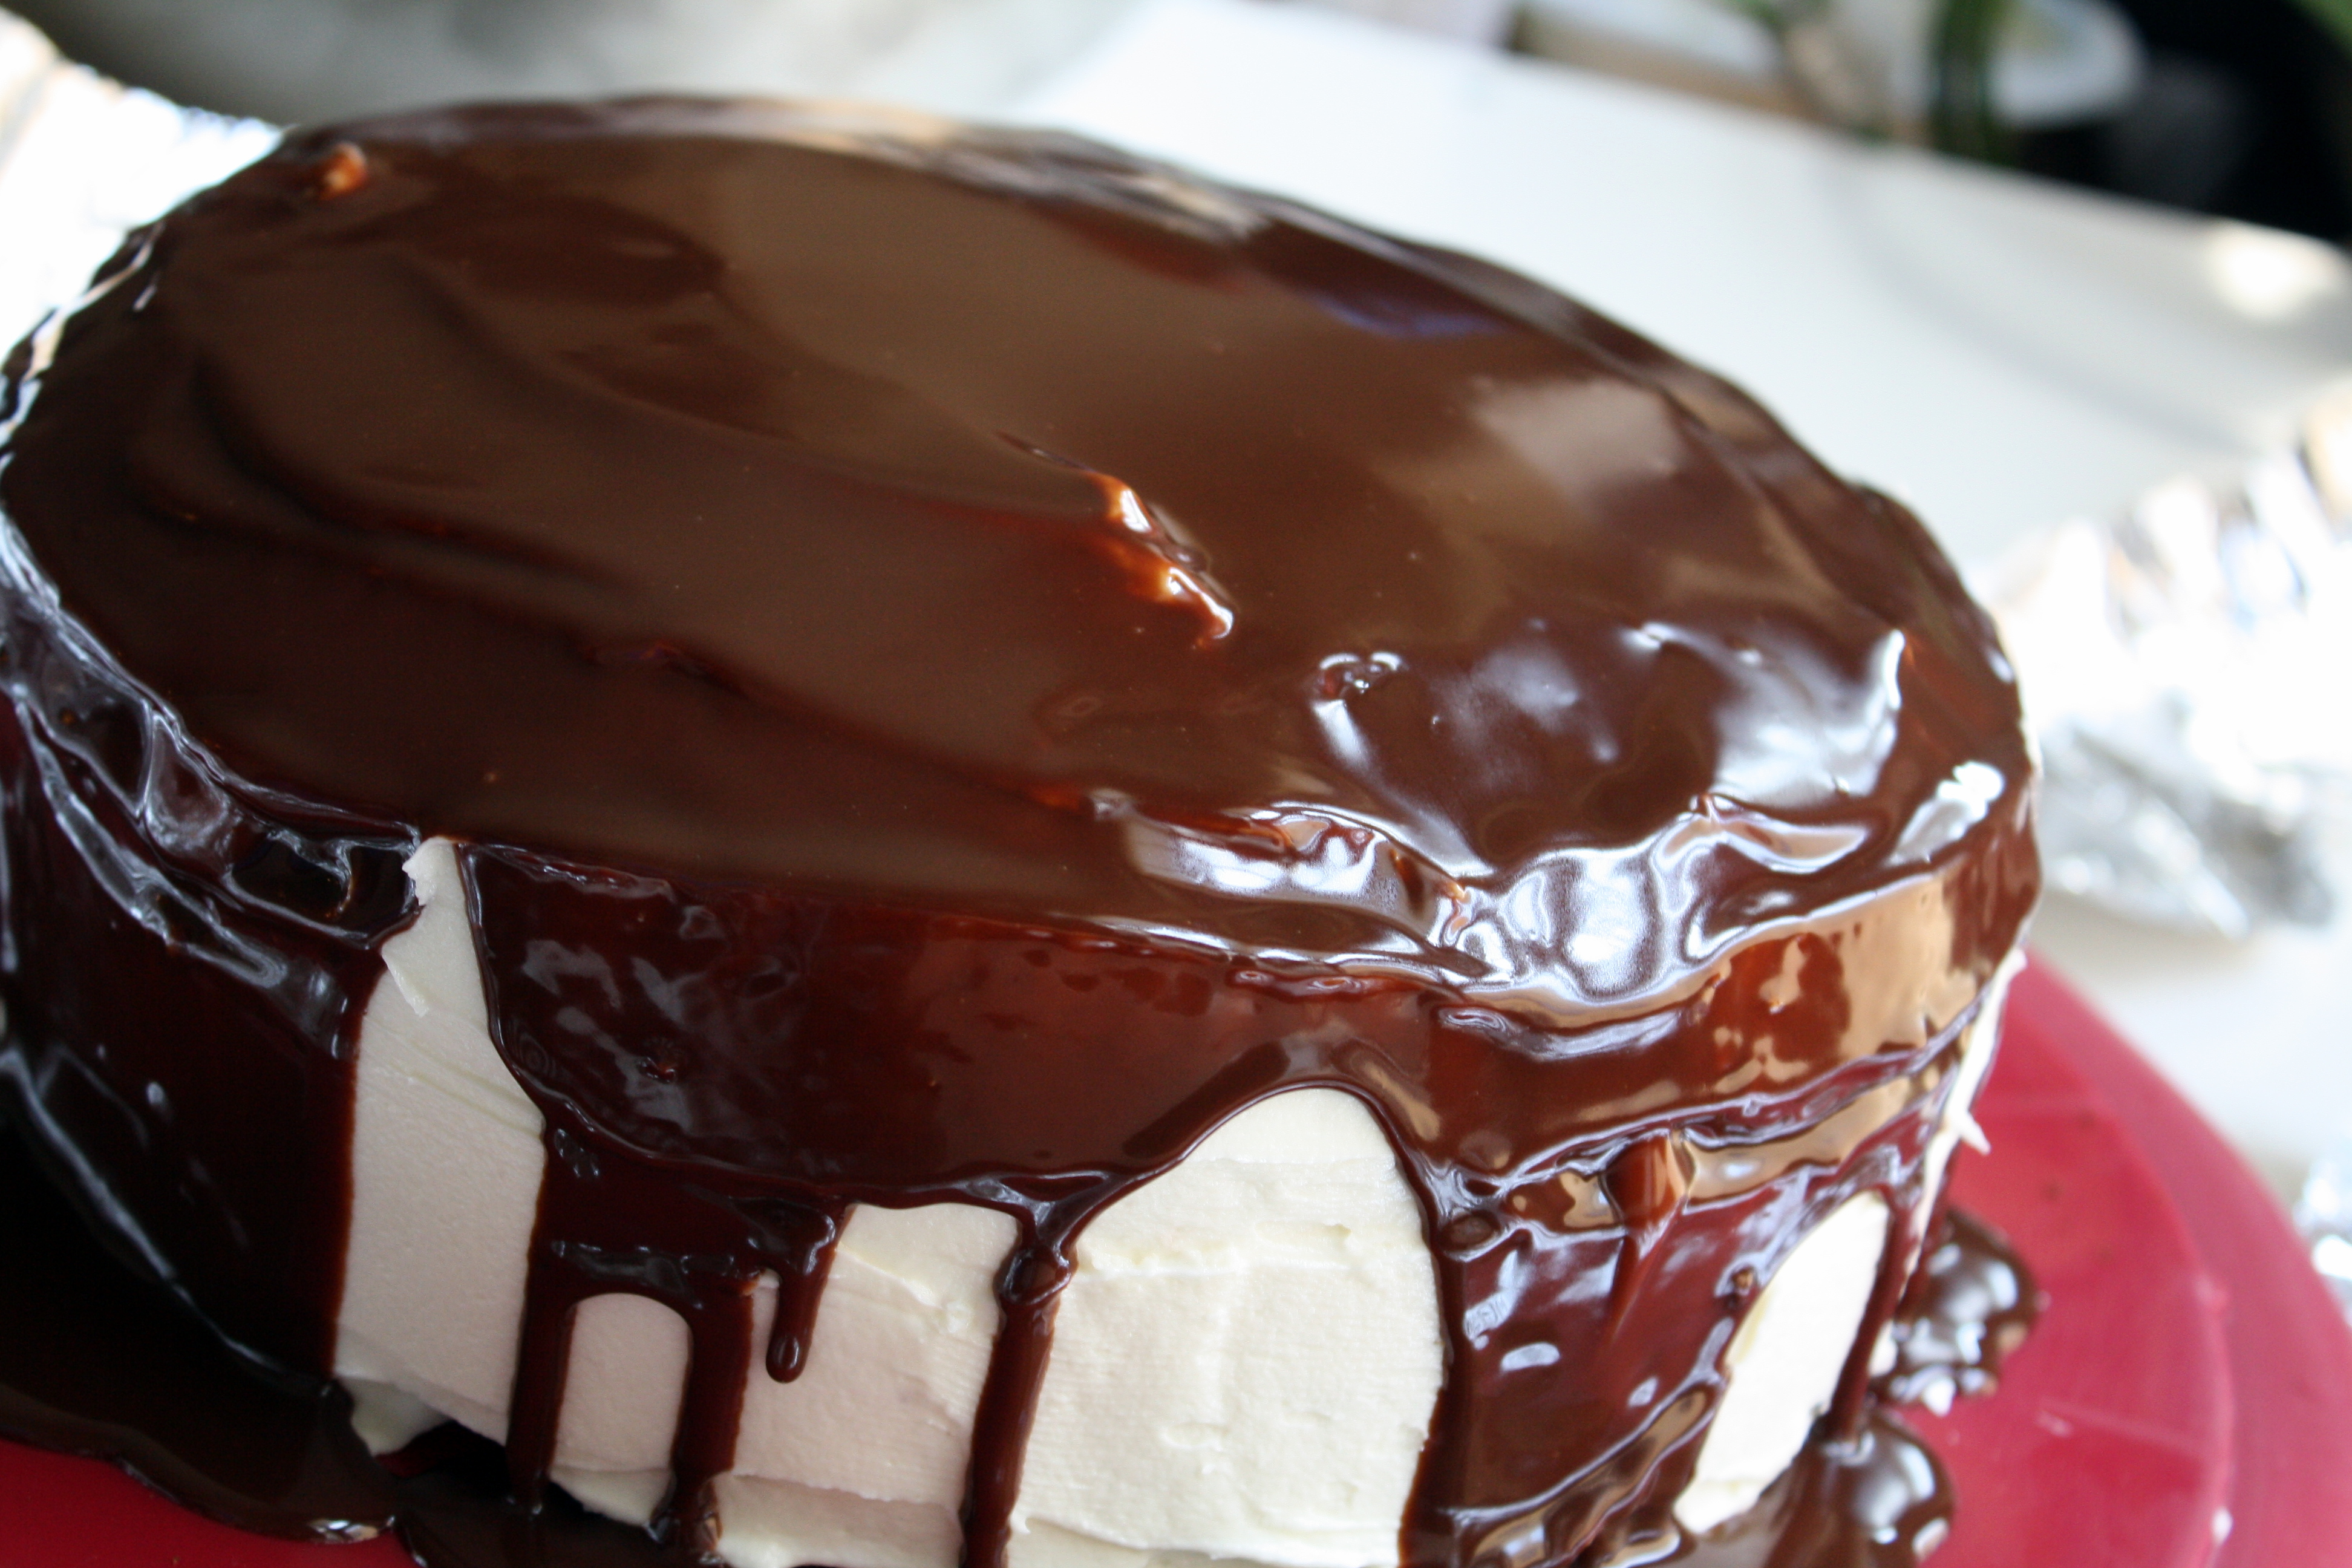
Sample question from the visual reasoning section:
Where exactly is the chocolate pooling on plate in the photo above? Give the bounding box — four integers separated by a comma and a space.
0, 101, 2038, 1567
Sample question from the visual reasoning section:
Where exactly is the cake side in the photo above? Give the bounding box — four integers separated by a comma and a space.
0, 609, 2022, 1568
0, 506, 415, 1371
0, 101, 2039, 1568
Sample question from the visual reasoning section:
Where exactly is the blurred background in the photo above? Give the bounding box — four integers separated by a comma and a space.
11, 0, 2352, 241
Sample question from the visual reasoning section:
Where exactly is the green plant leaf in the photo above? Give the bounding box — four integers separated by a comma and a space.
2293, 0, 2352, 57
1932, 0, 2013, 162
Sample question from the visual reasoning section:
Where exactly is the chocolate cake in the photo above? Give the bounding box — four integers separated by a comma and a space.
0, 100, 2038, 1568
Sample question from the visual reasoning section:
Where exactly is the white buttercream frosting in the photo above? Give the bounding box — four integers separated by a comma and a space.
339, 841, 1448, 1568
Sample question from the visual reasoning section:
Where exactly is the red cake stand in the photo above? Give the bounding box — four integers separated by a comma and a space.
1921, 959, 2352, 1568
6, 957, 2351, 1567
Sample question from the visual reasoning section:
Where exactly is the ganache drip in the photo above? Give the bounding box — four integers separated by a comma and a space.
0, 1114, 2037, 1567
1877, 1208, 2042, 1414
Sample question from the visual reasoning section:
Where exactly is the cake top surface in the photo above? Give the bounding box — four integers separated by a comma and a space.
0, 99, 2030, 1015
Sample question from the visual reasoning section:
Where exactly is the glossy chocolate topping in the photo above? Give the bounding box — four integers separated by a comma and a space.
0, 100, 2039, 1568
4, 99, 2027, 1012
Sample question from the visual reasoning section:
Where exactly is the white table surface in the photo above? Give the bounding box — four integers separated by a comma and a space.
1013, 0, 2352, 1198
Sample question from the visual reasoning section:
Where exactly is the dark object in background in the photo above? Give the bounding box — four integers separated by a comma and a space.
2022, 0, 2352, 241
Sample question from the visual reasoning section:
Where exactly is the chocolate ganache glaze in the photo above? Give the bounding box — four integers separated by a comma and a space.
0, 100, 2038, 1568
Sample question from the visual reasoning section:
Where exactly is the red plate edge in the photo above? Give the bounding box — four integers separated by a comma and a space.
4, 956, 2351, 1566
1924, 956, 2235, 1568
1992, 957, 2352, 1568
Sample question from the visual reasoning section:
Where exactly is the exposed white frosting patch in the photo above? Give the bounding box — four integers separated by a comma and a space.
1675, 1191, 1890, 1536
336, 838, 541, 1451
716, 1093, 1444, 1568
1010, 1089, 1445, 1568
552, 1292, 693, 1524
713, 1470, 967, 1568
719, 1201, 1017, 1567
